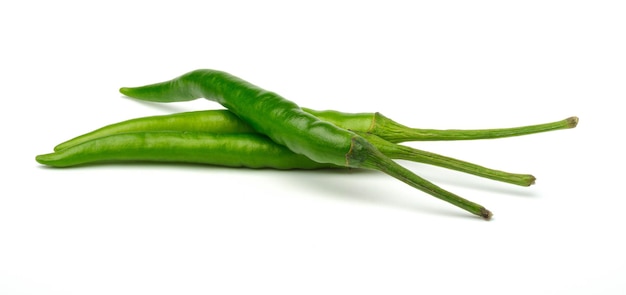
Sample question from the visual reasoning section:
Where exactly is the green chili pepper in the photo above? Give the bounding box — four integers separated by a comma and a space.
38, 132, 335, 169
52, 110, 254, 151
119, 69, 493, 219
54, 109, 577, 151
46, 110, 536, 186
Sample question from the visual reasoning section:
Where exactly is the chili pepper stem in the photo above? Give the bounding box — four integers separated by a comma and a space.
348, 136, 492, 220
357, 132, 536, 186
375, 114, 580, 143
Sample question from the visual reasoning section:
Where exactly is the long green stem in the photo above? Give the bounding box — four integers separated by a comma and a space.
358, 132, 535, 186
374, 115, 579, 143
350, 137, 492, 219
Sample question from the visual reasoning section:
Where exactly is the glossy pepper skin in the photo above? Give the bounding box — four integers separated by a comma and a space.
53, 110, 255, 151
56, 107, 578, 152
121, 70, 365, 167
48, 110, 535, 186
120, 69, 492, 219
39, 132, 335, 169
54, 109, 376, 152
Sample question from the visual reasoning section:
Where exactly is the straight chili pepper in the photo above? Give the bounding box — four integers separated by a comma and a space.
54, 109, 577, 151
46, 110, 536, 186
38, 132, 335, 169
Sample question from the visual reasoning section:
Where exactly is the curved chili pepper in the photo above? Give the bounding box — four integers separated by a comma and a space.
120, 69, 492, 219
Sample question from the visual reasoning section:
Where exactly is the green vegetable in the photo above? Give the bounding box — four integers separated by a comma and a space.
38, 132, 334, 169
46, 110, 537, 186
53, 110, 255, 151
119, 69, 493, 219
55, 109, 578, 151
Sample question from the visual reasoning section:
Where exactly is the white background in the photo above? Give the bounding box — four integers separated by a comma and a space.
1, 1, 624, 294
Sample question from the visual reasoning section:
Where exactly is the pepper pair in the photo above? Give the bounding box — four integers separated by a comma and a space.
36, 69, 578, 219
